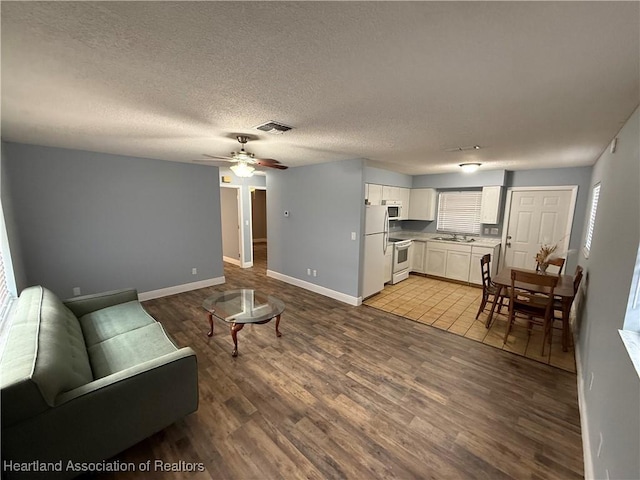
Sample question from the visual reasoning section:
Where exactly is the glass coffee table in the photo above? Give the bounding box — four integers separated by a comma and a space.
203, 289, 285, 357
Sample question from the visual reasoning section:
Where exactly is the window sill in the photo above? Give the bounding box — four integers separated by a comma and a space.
619, 330, 640, 379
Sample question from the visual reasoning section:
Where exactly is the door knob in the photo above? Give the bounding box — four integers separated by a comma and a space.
506, 242, 511, 247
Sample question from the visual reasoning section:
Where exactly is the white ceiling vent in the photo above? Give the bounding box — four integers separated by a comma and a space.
254, 121, 293, 135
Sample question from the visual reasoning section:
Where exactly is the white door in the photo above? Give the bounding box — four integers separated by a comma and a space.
220, 187, 241, 264
503, 188, 576, 270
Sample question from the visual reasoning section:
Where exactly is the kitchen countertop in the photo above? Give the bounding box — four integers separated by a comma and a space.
389, 231, 502, 247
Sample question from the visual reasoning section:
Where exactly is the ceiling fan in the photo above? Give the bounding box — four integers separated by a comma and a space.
195, 135, 288, 177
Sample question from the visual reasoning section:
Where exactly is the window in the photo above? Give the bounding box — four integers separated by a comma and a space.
583, 183, 601, 258
0, 200, 16, 337
619, 242, 640, 378
436, 191, 482, 235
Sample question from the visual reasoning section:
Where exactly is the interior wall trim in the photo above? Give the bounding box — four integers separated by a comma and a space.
223, 256, 241, 267
266, 270, 361, 306
139, 276, 225, 301
574, 330, 594, 480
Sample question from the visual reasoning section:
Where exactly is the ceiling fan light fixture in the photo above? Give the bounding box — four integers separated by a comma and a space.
459, 162, 481, 173
230, 161, 255, 178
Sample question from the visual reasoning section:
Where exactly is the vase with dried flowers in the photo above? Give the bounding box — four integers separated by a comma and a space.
535, 243, 558, 274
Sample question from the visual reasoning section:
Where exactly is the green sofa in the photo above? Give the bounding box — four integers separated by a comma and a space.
0, 286, 198, 479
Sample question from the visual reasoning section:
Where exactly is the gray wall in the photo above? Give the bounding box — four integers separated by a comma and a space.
2, 142, 224, 298
268, 159, 364, 298
412, 169, 507, 189
575, 108, 639, 480
364, 165, 412, 188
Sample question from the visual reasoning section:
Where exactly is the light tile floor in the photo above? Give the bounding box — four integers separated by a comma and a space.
364, 274, 576, 373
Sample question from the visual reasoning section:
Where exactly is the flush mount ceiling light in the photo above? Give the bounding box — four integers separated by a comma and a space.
230, 161, 255, 178
459, 163, 482, 173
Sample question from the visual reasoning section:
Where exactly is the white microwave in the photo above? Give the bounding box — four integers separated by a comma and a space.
383, 200, 403, 220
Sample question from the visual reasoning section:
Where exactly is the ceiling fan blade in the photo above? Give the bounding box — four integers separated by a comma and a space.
254, 157, 281, 165
260, 163, 288, 170
203, 153, 235, 161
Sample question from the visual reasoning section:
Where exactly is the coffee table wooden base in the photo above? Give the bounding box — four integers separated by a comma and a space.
208, 313, 282, 357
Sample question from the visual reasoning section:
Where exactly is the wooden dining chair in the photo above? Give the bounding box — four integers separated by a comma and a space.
475, 254, 506, 319
504, 269, 559, 355
536, 257, 565, 275
550, 265, 584, 342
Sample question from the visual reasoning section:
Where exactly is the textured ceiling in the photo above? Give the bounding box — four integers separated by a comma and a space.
1, 2, 638, 175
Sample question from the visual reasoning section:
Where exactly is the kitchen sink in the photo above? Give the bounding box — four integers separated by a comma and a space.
432, 236, 475, 243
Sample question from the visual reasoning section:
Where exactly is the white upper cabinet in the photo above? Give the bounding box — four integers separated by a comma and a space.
398, 188, 411, 219
481, 186, 502, 224
366, 183, 383, 205
382, 185, 399, 201
408, 188, 437, 221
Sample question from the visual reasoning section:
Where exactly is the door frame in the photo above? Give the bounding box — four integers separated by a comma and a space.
220, 184, 243, 267
500, 185, 578, 269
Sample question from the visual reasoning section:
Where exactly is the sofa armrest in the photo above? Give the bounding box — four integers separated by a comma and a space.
63, 288, 139, 318
2, 348, 198, 475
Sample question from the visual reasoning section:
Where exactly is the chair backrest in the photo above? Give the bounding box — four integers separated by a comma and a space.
480, 254, 492, 289
536, 257, 565, 275
510, 269, 559, 315
573, 265, 584, 295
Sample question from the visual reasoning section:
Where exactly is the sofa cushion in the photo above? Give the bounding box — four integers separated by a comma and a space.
79, 300, 156, 347
87, 323, 178, 379
1, 286, 93, 413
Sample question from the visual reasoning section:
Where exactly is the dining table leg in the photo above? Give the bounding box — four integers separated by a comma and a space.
485, 285, 504, 329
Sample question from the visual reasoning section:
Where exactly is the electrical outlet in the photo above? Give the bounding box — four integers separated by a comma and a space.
484, 228, 489, 235
351, 232, 357, 240
313, 270, 317, 277
192, 268, 197, 275
490, 227, 499, 235
307, 268, 311, 276
73, 287, 81, 296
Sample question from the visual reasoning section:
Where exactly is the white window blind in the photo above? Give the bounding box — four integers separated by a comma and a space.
436, 191, 482, 235
584, 183, 600, 257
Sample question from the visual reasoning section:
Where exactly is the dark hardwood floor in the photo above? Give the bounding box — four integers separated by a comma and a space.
101, 243, 583, 479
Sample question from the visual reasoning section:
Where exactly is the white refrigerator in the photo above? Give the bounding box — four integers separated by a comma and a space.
362, 205, 389, 299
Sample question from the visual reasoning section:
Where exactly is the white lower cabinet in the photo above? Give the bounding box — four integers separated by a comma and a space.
425, 243, 447, 277
445, 247, 472, 282
469, 244, 501, 285
423, 240, 501, 284
410, 240, 426, 273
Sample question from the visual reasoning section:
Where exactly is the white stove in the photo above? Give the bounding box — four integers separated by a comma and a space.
388, 238, 412, 284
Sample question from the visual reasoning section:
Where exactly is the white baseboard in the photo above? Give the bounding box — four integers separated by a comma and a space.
266, 270, 361, 306
139, 276, 225, 301
241, 261, 254, 268
574, 330, 594, 480
223, 256, 241, 266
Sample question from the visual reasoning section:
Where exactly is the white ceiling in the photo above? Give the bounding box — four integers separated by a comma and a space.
1, 2, 638, 175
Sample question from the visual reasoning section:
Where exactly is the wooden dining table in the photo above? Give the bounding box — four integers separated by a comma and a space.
484, 267, 576, 351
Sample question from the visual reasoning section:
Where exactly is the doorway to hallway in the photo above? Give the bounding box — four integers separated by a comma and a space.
250, 187, 267, 272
